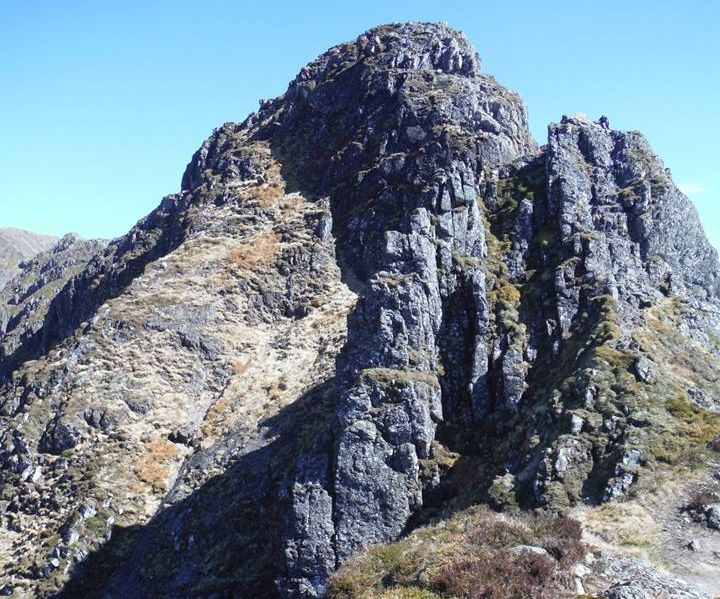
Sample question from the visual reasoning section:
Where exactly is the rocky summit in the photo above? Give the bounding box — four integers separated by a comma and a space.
1, 22, 719, 599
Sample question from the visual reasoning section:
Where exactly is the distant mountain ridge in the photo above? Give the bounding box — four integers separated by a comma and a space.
0, 227, 58, 289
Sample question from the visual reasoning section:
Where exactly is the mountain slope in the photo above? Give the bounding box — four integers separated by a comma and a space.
0, 234, 108, 385
0, 140, 355, 598
0, 228, 58, 290
0, 22, 719, 599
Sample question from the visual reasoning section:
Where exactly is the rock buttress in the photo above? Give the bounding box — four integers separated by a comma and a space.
272, 22, 537, 597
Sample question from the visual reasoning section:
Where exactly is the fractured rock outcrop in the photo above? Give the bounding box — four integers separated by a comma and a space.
0, 21, 718, 599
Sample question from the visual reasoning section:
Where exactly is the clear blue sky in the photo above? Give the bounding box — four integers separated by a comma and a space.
2, 1, 718, 248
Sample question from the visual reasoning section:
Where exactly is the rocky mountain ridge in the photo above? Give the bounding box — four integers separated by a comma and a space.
0, 22, 719, 599
0, 228, 58, 290
0, 233, 108, 386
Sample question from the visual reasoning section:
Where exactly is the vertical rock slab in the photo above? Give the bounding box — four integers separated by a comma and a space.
270, 22, 536, 596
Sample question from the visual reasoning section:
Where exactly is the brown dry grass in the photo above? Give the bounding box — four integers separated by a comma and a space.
279, 193, 307, 215
247, 183, 284, 207
310, 305, 346, 329
227, 231, 280, 271
134, 438, 179, 493
328, 506, 583, 599
232, 358, 254, 376
201, 359, 255, 435
265, 160, 282, 181
201, 395, 233, 437
575, 501, 662, 556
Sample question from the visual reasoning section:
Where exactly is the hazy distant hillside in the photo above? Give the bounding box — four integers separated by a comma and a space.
0, 227, 57, 288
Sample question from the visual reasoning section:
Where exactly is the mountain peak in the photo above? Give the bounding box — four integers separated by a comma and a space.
296, 21, 481, 83
2, 22, 720, 599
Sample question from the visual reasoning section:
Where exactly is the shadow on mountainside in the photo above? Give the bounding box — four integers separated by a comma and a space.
0, 195, 190, 384
57, 378, 338, 599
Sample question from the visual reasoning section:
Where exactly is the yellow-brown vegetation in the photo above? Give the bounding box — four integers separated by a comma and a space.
134, 438, 179, 493
227, 232, 281, 271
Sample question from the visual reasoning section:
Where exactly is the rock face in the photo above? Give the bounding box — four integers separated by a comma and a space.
0, 21, 718, 599
594, 553, 709, 599
0, 234, 107, 385
270, 24, 537, 595
0, 134, 355, 597
274, 25, 720, 597
0, 228, 58, 290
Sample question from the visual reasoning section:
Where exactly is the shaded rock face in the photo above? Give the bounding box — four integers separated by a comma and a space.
0, 21, 718, 599
263, 23, 537, 595
0, 134, 355, 597
545, 117, 718, 317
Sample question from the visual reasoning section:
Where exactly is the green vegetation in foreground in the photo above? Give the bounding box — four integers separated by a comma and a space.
328, 506, 583, 599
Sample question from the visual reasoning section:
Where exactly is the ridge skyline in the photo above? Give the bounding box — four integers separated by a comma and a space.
3, 3, 718, 249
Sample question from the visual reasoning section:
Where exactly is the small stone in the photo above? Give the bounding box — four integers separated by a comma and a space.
53, 459, 69, 471
632, 356, 654, 383
510, 545, 550, 557
570, 413, 584, 434
572, 563, 592, 577
405, 126, 426, 142
78, 503, 96, 520
706, 505, 720, 530
31, 466, 43, 483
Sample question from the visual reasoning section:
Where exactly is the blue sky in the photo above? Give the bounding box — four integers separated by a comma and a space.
2, 1, 718, 248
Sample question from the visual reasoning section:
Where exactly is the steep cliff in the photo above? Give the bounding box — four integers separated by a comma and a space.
1, 22, 719, 599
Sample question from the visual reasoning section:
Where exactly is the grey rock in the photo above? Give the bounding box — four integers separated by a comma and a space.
688, 387, 719, 413
604, 449, 642, 501
598, 552, 709, 599
501, 344, 526, 412
273, 22, 536, 594
632, 356, 654, 383
706, 505, 720, 530
0, 20, 719, 599
510, 545, 550, 557
38, 418, 82, 455
59, 512, 82, 546
570, 413, 585, 434
0, 233, 106, 385
279, 450, 336, 599
605, 583, 655, 599
0, 227, 57, 290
